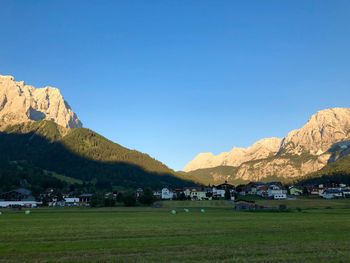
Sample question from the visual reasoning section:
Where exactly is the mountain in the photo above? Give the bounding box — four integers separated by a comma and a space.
184, 137, 282, 172
0, 75, 82, 129
298, 140, 350, 185
0, 75, 195, 192
184, 108, 350, 184
279, 108, 350, 155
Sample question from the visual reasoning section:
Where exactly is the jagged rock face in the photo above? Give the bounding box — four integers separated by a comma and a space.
0, 75, 82, 129
280, 108, 350, 155
235, 154, 331, 181
184, 137, 282, 172
184, 108, 350, 182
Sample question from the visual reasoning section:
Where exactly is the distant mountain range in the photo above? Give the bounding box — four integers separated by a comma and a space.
1, 74, 349, 190
0, 75, 195, 191
184, 108, 350, 184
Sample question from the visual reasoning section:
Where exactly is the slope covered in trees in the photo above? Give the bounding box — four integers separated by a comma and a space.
0, 121, 195, 191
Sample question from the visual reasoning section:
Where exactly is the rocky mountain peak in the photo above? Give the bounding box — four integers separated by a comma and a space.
184, 137, 282, 172
280, 108, 350, 155
184, 107, 350, 183
0, 74, 82, 129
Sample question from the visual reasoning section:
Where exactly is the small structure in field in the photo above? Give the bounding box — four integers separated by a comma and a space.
234, 200, 260, 211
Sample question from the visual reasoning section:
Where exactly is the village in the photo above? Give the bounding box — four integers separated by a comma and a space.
1, 181, 350, 209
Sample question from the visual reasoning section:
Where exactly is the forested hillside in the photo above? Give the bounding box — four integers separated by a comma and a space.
0, 121, 195, 191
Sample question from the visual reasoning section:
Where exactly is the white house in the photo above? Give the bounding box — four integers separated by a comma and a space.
190, 190, 207, 200
64, 197, 80, 206
342, 188, 350, 197
183, 188, 192, 198
321, 189, 343, 199
212, 188, 225, 198
268, 185, 287, 200
161, 188, 174, 200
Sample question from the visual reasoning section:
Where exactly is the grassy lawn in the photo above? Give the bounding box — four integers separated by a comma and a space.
1, 199, 350, 262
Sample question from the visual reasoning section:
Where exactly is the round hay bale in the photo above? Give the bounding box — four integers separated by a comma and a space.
171, 209, 177, 215
184, 208, 189, 213
0, 211, 2, 215
200, 209, 205, 213
25, 210, 31, 215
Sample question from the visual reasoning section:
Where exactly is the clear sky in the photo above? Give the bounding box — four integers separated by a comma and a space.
1, 0, 350, 171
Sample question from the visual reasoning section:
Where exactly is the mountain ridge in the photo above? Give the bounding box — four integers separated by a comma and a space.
0, 74, 195, 191
184, 107, 350, 184
0, 75, 82, 129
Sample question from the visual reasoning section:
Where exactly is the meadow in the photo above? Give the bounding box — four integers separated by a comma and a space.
1, 199, 350, 262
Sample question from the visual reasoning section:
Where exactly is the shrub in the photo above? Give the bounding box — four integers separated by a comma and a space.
139, 189, 156, 205
123, 193, 136, 207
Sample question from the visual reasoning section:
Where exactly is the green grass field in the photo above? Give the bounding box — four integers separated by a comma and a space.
1, 199, 350, 262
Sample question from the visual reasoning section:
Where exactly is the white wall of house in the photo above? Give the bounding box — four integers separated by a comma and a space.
268, 189, 281, 198
190, 191, 207, 200
273, 193, 287, 200
161, 188, 174, 200
212, 188, 225, 198
64, 198, 80, 205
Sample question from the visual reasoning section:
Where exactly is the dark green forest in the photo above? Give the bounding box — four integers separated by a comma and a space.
0, 121, 195, 193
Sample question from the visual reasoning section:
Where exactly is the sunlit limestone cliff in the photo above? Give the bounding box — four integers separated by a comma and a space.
0, 75, 82, 129
184, 137, 282, 172
184, 108, 350, 183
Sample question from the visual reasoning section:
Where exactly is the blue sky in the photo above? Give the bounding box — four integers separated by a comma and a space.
1, 0, 350, 170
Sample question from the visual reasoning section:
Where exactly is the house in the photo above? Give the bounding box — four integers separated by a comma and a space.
0, 188, 41, 208
212, 187, 225, 198
309, 184, 324, 195
190, 190, 207, 200
49, 200, 66, 207
79, 194, 93, 205
183, 188, 192, 197
256, 185, 269, 197
64, 197, 80, 206
240, 182, 260, 195
215, 181, 235, 190
289, 186, 303, 196
342, 188, 350, 198
268, 185, 287, 200
321, 189, 343, 199
161, 188, 174, 200
153, 190, 162, 199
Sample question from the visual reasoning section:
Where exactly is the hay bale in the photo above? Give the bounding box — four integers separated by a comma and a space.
171, 210, 177, 215
200, 209, 205, 213
25, 210, 31, 215
184, 208, 189, 213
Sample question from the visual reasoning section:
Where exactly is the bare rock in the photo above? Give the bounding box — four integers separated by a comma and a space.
0, 75, 82, 129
